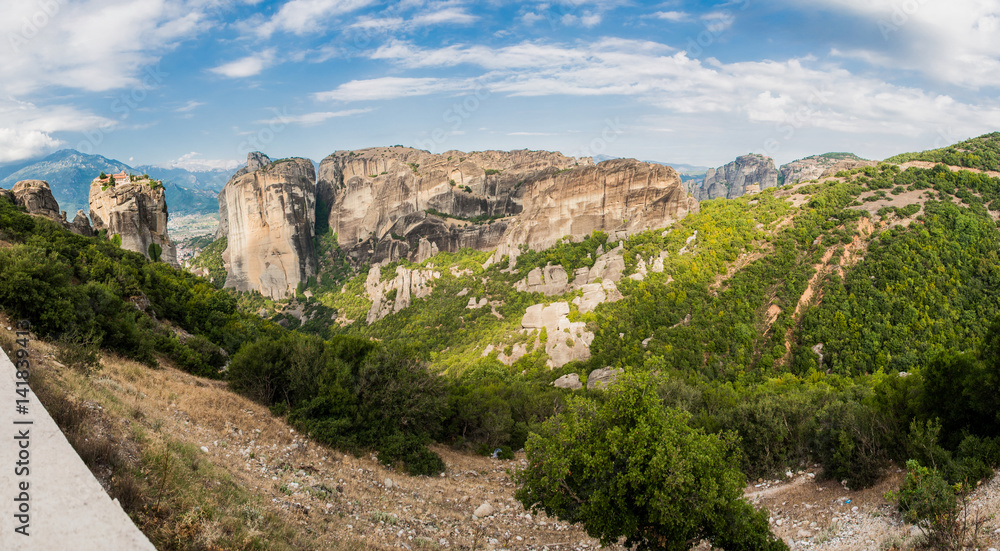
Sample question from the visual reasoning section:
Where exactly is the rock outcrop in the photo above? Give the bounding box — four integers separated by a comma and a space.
494, 159, 698, 265
12, 180, 61, 219
553, 373, 583, 390
216, 154, 316, 299
364, 264, 441, 324
778, 153, 872, 185
90, 178, 177, 266
70, 209, 94, 237
586, 367, 622, 390
521, 302, 594, 368
688, 154, 779, 200
316, 147, 589, 265
7, 180, 93, 236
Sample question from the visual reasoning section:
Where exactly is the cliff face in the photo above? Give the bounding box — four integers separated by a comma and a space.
779, 153, 872, 185
316, 147, 588, 264
90, 179, 177, 266
689, 154, 779, 200
217, 154, 316, 298
494, 159, 698, 263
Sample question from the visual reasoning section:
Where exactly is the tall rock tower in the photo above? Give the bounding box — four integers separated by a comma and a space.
215, 153, 316, 299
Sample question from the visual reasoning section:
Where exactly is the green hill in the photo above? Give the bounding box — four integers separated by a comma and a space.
885, 132, 1000, 172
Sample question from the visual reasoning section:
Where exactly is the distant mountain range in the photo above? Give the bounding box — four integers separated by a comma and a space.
0, 150, 236, 217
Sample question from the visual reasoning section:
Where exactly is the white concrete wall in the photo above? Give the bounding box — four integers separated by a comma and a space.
0, 348, 156, 550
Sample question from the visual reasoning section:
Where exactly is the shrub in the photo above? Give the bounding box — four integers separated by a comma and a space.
514, 371, 786, 551
891, 460, 960, 549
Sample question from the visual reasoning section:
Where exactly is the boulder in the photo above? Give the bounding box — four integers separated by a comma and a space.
473, 503, 495, 518
70, 210, 93, 237
586, 367, 622, 390
553, 373, 582, 390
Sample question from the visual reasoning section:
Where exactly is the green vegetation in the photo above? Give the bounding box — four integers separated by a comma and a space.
516, 372, 786, 551
0, 196, 277, 374
886, 132, 1000, 172
188, 236, 228, 288
228, 334, 447, 475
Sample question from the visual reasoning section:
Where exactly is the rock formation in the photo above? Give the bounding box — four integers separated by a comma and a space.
364, 264, 441, 324
7, 179, 93, 236
521, 302, 594, 368
316, 147, 589, 265
493, 159, 697, 265
553, 373, 583, 390
90, 177, 177, 265
12, 180, 61, 219
586, 367, 622, 390
70, 210, 94, 237
688, 154, 779, 200
216, 154, 317, 299
779, 153, 872, 185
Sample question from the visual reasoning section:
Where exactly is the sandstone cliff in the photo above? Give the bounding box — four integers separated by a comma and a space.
688, 154, 779, 200
89, 178, 177, 266
493, 159, 698, 264
779, 153, 872, 185
316, 147, 588, 264
217, 154, 316, 298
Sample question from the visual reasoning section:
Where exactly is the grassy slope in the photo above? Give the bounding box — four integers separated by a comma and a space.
885, 132, 1000, 172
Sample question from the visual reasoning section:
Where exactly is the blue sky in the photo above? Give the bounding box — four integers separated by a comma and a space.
2, 0, 1000, 170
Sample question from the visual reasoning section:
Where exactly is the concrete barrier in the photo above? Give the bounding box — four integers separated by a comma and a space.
0, 346, 156, 550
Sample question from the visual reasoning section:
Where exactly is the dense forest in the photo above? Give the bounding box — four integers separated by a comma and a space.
4, 136, 1000, 548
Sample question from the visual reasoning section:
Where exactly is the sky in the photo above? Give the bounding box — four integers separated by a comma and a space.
1, 0, 1000, 170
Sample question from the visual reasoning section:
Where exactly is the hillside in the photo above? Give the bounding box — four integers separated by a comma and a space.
886, 132, 1000, 172
12, 320, 1000, 551
5, 139, 1000, 549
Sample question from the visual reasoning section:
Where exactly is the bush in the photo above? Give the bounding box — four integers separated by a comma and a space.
891, 460, 961, 549
55, 333, 103, 376
514, 371, 786, 551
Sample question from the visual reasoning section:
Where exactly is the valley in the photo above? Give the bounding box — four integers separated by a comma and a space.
1, 132, 1000, 550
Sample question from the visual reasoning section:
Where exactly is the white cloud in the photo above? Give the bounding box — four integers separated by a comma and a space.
0, 0, 211, 96
159, 152, 243, 171
0, 98, 117, 163
654, 11, 690, 22
314, 77, 472, 101
209, 50, 275, 78
175, 100, 205, 112
521, 12, 546, 25
701, 11, 735, 33
0, 129, 63, 164
349, 7, 478, 32
255, 108, 373, 125
254, 0, 376, 37
355, 38, 1000, 140
784, 0, 1000, 89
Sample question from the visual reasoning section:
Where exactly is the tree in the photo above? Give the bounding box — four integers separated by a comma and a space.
514, 371, 786, 551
